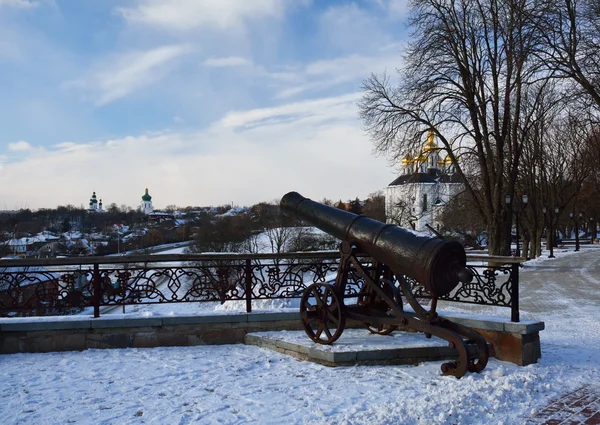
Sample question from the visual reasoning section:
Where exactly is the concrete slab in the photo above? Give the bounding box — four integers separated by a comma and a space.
439, 311, 544, 334
0, 320, 91, 331
245, 328, 454, 367
161, 314, 246, 326
247, 312, 299, 322
504, 320, 545, 334
90, 317, 162, 329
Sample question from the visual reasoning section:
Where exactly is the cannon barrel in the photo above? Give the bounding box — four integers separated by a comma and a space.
280, 191, 470, 297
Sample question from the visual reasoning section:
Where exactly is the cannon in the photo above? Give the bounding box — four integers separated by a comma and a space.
280, 191, 489, 378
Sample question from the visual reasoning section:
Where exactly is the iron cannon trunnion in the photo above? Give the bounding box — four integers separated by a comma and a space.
280, 191, 489, 378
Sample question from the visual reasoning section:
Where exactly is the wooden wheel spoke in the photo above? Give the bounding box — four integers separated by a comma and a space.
315, 326, 323, 340
313, 289, 325, 307
300, 283, 346, 345
326, 307, 339, 323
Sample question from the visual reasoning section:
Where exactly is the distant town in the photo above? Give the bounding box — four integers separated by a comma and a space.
0, 187, 385, 259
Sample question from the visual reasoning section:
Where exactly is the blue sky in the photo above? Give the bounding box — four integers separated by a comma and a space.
0, 0, 410, 209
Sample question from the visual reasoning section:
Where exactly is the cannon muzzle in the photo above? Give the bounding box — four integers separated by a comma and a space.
280, 191, 470, 297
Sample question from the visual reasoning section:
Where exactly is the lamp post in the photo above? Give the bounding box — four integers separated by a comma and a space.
570, 212, 579, 252
515, 194, 528, 257
577, 212, 582, 251
505, 194, 512, 255
569, 212, 574, 237
554, 206, 560, 247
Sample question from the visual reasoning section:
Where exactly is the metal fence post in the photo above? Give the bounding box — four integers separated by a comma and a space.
245, 259, 252, 313
93, 263, 101, 318
510, 263, 520, 322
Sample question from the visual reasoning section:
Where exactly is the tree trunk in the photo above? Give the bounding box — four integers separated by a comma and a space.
523, 238, 530, 259
531, 230, 540, 258
488, 218, 512, 256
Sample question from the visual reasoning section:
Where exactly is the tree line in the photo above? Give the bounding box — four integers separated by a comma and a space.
360, 0, 600, 256
188, 195, 385, 255
0, 195, 386, 257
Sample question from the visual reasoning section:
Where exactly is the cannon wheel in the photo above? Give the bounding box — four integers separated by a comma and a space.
300, 283, 346, 344
358, 279, 403, 335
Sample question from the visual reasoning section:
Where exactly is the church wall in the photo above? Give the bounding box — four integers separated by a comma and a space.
385, 181, 463, 232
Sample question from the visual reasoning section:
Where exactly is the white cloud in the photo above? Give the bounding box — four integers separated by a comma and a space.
65, 44, 193, 105
0, 95, 395, 209
52, 142, 93, 153
0, 0, 38, 9
8, 140, 32, 151
117, 0, 287, 32
387, 0, 409, 17
203, 56, 251, 68
271, 52, 402, 99
219, 93, 359, 129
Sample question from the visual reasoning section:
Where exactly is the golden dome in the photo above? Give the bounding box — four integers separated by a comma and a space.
416, 153, 428, 163
423, 130, 439, 152
401, 154, 414, 165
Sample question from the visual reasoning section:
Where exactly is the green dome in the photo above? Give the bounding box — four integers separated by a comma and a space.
142, 188, 152, 201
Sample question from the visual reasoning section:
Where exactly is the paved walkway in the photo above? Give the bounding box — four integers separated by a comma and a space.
513, 248, 600, 424
529, 385, 600, 424
518, 247, 600, 318
443, 247, 600, 423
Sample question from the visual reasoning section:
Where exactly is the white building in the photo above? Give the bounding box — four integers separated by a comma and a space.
141, 188, 153, 214
385, 132, 463, 232
6, 238, 29, 254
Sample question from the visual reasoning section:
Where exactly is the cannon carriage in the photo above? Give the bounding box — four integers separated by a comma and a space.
280, 191, 489, 378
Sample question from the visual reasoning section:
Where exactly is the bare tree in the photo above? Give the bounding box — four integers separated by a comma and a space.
261, 226, 291, 254
250, 201, 298, 254
519, 98, 594, 257
189, 216, 253, 254
386, 192, 418, 229
583, 128, 600, 197
362, 191, 386, 222
440, 190, 487, 248
537, 0, 600, 108
360, 0, 548, 254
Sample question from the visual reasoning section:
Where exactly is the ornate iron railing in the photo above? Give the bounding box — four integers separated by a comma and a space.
0, 252, 522, 321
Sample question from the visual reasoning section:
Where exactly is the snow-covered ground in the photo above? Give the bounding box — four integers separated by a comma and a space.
1, 247, 599, 424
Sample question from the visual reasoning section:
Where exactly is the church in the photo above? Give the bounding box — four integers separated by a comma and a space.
141, 188, 153, 214
85, 189, 153, 214
87, 192, 103, 213
384, 132, 463, 232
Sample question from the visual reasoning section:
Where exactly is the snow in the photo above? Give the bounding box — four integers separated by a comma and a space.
216, 207, 249, 217
1, 248, 599, 424
0, 340, 592, 424
254, 328, 448, 351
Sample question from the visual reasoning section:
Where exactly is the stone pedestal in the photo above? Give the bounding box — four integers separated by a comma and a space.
0, 311, 544, 367
436, 312, 544, 366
